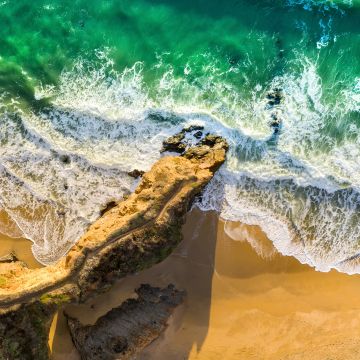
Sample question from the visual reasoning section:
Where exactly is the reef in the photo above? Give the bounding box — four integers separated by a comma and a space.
0, 132, 228, 359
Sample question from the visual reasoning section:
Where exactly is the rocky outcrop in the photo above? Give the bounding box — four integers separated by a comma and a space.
0, 301, 57, 360
160, 125, 204, 153
0, 132, 228, 359
0, 252, 19, 264
266, 88, 284, 136
66, 284, 185, 360
127, 169, 145, 179
266, 88, 283, 106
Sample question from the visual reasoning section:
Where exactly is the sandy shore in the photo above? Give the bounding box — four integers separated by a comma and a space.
0, 233, 42, 269
49, 208, 360, 359
0, 209, 42, 269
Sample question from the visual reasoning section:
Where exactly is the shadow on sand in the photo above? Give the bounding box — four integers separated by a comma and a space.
51, 206, 313, 359
51, 207, 218, 359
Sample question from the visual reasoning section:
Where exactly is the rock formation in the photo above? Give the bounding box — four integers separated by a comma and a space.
266, 88, 284, 138
127, 169, 145, 179
160, 125, 204, 153
66, 284, 185, 360
0, 132, 228, 359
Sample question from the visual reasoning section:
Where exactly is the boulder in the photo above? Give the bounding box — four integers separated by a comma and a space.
160, 125, 205, 153
266, 88, 283, 106
127, 169, 145, 179
160, 132, 186, 153
0, 252, 19, 264
66, 284, 185, 360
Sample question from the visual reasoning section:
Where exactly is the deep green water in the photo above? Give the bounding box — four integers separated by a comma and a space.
1, 0, 359, 106
0, 0, 359, 270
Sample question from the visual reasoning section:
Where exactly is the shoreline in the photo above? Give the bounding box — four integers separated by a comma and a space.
0, 232, 42, 269
52, 208, 360, 359
0, 132, 228, 359
2, 130, 360, 359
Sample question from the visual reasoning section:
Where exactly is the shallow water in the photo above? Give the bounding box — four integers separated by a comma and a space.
0, 211, 41, 268
0, 0, 359, 269
0, 233, 41, 269
51, 209, 360, 359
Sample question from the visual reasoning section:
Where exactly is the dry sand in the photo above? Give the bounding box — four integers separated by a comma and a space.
48, 208, 360, 359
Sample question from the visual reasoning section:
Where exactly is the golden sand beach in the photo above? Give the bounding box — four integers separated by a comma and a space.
48, 208, 360, 359
0, 233, 42, 269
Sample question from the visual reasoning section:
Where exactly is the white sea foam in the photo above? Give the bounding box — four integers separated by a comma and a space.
286, 0, 352, 13
0, 51, 359, 273
286, 0, 353, 48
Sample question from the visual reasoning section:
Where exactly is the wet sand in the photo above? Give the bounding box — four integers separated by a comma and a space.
0, 209, 42, 269
0, 233, 42, 269
51, 208, 360, 359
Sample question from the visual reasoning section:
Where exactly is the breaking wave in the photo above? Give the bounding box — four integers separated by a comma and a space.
0, 49, 359, 272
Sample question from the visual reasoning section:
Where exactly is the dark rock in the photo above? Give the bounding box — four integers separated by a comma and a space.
147, 112, 167, 123
161, 126, 205, 153
59, 155, 71, 165
108, 336, 128, 353
65, 284, 185, 360
147, 111, 181, 125
228, 56, 239, 65
184, 125, 204, 133
266, 88, 283, 105
270, 112, 282, 129
0, 252, 19, 264
127, 169, 145, 179
160, 132, 186, 153
200, 134, 228, 149
269, 112, 282, 136
0, 301, 57, 360
100, 201, 117, 216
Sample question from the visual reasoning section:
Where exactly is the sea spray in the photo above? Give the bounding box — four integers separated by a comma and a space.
0, 0, 358, 270
0, 50, 357, 271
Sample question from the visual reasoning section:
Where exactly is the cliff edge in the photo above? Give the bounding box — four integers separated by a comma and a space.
0, 133, 228, 359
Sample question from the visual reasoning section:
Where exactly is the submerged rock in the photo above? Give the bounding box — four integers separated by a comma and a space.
265, 88, 284, 136
59, 154, 71, 165
66, 284, 185, 360
184, 125, 204, 132
269, 112, 282, 134
266, 87, 283, 106
146, 111, 183, 125
160, 132, 186, 153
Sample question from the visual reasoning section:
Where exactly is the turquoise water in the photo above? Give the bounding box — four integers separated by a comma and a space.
0, 0, 359, 270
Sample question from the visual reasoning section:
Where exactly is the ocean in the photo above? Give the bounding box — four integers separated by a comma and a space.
0, 0, 359, 271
